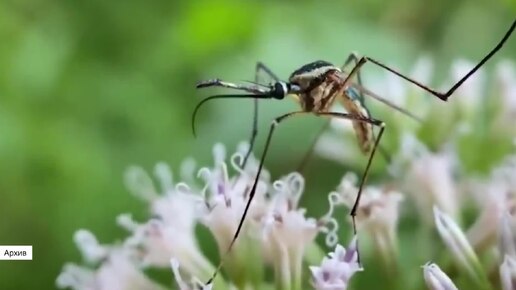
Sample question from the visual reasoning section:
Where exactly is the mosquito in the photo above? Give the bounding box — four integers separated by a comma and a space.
193, 19, 515, 284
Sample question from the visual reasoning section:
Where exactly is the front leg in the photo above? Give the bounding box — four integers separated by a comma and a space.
242, 62, 280, 167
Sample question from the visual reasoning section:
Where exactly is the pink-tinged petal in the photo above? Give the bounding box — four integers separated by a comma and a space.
500, 255, 516, 290
310, 237, 362, 290
433, 206, 482, 278
422, 262, 458, 290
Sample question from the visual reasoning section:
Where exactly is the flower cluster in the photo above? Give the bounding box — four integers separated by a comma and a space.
57, 59, 516, 290
57, 143, 362, 290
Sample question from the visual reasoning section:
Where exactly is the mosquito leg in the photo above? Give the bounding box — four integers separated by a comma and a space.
318, 112, 385, 265
256, 62, 280, 82
242, 62, 281, 167
341, 52, 366, 99
205, 110, 308, 285
351, 19, 515, 101
246, 96, 259, 166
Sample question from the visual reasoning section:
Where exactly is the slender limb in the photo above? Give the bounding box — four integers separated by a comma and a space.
205, 111, 307, 285
342, 52, 365, 100
243, 62, 280, 167
245, 97, 258, 164
256, 62, 280, 82
317, 112, 385, 266
349, 19, 515, 101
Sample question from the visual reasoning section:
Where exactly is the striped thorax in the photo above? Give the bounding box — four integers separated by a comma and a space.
289, 60, 374, 153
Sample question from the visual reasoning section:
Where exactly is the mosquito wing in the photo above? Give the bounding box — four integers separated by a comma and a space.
350, 82, 423, 123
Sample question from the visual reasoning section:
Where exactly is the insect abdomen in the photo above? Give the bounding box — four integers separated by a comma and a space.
339, 88, 374, 153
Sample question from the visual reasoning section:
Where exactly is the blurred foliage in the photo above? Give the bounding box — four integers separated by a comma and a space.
0, 0, 514, 289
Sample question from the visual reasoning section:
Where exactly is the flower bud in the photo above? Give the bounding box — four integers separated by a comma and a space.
422, 262, 458, 290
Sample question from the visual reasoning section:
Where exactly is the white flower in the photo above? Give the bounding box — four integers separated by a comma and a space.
260, 173, 320, 289
334, 172, 403, 268
261, 173, 319, 253
433, 206, 484, 282
466, 181, 511, 251
391, 134, 460, 223
409, 149, 459, 220
121, 162, 213, 279
422, 262, 458, 290
500, 255, 516, 290
94, 249, 166, 290
309, 237, 362, 290
56, 264, 96, 290
73, 229, 109, 264
500, 211, 516, 258
118, 215, 213, 280
123, 161, 200, 239
56, 230, 165, 290
467, 155, 516, 251
171, 259, 212, 290
492, 155, 516, 190
336, 172, 404, 235
196, 143, 270, 257
494, 60, 516, 133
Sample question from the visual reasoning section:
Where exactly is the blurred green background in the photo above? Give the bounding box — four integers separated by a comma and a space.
0, 0, 515, 289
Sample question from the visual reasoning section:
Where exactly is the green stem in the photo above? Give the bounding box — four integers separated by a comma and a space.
290, 246, 303, 290
274, 243, 291, 290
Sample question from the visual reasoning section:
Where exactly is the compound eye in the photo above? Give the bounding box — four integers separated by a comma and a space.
272, 82, 288, 99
